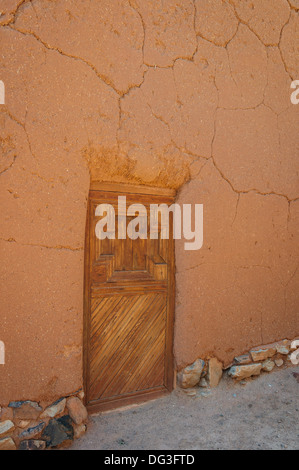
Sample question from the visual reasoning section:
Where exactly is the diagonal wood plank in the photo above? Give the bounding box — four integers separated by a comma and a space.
89, 294, 166, 400
116, 316, 166, 396
89, 294, 158, 385
98, 299, 166, 399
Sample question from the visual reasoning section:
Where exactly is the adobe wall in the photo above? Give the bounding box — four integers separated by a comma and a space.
0, 0, 298, 405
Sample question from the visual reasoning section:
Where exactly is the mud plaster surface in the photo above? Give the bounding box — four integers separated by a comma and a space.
0, 0, 298, 403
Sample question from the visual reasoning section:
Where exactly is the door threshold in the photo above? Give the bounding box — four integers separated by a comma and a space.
86, 387, 170, 415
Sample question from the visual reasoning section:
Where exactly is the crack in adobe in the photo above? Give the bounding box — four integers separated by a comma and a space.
229, 0, 290, 47
4, 3, 297, 203
0, 0, 29, 26
0, 155, 17, 176
228, 0, 294, 81
8, 25, 123, 96
117, 66, 151, 152
210, 155, 297, 203
128, 0, 146, 61
191, 0, 199, 59
278, 9, 295, 81
143, 46, 200, 70
0, 237, 83, 252
210, 76, 220, 158
145, 101, 208, 166
189, 156, 210, 179
284, 264, 299, 288
2, 109, 62, 185
177, 262, 206, 274
286, 0, 299, 11
4, 109, 25, 129
232, 194, 240, 227
4, 1, 153, 98
194, 2, 239, 49
142, 1, 198, 69
23, 108, 39, 161
0, 110, 22, 177
4, 107, 38, 163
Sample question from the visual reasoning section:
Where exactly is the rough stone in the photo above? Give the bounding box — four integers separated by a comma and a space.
234, 354, 252, 365
41, 398, 66, 419
19, 422, 46, 441
228, 364, 263, 380
42, 415, 74, 448
19, 440, 47, 451
262, 360, 275, 373
276, 340, 291, 355
10, 401, 42, 420
0, 420, 15, 438
17, 420, 31, 429
8, 401, 24, 409
178, 359, 205, 389
275, 359, 284, 367
239, 380, 248, 386
250, 347, 277, 362
207, 358, 223, 388
0, 437, 17, 450
184, 389, 197, 397
199, 378, 209, 388
66, 397, 88, 425
199, 390, 211, 398
0, 407, 13, 422
74, 424, 87, 440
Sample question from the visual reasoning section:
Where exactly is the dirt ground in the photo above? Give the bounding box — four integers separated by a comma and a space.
72, 366, 299, 451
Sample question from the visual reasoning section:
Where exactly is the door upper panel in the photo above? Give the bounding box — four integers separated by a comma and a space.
89, 189, 174, 288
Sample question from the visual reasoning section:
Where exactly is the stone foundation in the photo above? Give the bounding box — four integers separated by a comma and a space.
177, 338, 299, 391
0, 390, 88, 450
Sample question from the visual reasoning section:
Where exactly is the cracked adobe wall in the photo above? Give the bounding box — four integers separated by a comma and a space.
0, 0, 298, 403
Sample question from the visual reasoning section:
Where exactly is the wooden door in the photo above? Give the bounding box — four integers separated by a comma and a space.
84, 183, 175, 412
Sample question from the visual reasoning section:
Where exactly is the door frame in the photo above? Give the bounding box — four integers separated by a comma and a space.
83, 182, 176, 413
